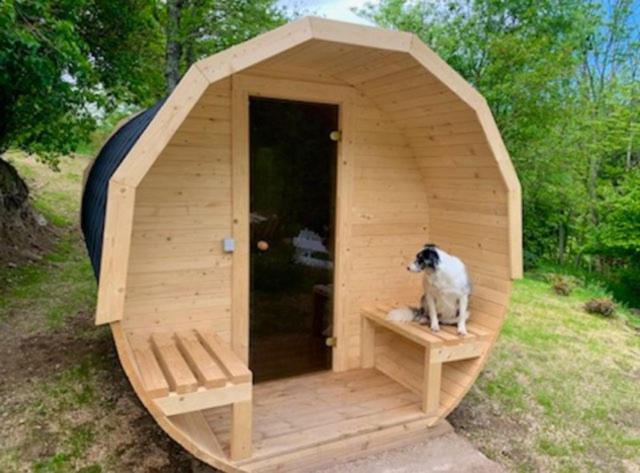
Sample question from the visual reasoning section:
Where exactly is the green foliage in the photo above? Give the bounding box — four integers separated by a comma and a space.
358, 0, 640, 304
163, 0, 286, 91
589, 169, 640, 259
0, 0, 164, 164
178, 0, 286, 59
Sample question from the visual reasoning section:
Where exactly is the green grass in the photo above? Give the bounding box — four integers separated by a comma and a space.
30, 354, 106, 473
0, 234, 96, 328
456, 276, 640, 472
0, 153, 96, 328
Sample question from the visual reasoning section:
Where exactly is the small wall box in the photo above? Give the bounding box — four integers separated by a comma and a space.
223, 238, 235, 253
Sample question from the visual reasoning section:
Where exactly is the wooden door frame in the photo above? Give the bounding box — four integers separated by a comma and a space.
230, 73, 355, 372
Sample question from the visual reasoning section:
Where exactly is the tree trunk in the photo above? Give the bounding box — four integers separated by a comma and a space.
558, 222, 566, 264
0, 156, 50, 267
165, 0, 183, 93
587, 154, 603, 271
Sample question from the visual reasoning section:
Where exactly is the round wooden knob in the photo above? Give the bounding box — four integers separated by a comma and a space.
257, 240, 269, 251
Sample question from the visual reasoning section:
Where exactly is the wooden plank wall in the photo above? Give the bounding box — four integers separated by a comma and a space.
345, 52, 512, 412
344, 91, 430, 369
122, 79, 233, 340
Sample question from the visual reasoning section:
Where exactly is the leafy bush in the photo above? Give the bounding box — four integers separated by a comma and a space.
584, 298, 616, 317
543, 273, 581, 296
553, 280, 572, 296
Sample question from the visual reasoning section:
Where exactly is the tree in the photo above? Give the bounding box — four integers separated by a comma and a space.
0, 0, 164, 160
358, 0, 640, 301
164, 0, 286, 92
0, 0, 164, 257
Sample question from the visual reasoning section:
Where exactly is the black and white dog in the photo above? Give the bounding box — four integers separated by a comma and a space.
388, 244, 472, 336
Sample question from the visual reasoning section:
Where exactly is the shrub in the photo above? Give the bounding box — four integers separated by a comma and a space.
553, 280, 572, 296
584, 298, 616, 317
547, 274, 580, 296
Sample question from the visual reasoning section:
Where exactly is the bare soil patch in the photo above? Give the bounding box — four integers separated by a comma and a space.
0, 306, 213, 472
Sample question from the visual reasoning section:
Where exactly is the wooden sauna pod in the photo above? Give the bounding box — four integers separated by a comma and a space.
82, 17, 522, 472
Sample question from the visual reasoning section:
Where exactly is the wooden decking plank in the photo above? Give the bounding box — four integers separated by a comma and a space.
251, 403, 426, 460
129, 335, 170, 398
196, 328, 252, 383
175, 330, 228, 388
150, 332, 199, 394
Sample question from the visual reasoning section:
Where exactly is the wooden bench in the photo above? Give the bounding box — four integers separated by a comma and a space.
361, 305, 490, 416
128, 328, 252, 460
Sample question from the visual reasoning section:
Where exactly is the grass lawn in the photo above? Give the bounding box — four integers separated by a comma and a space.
0, 154, 638, 472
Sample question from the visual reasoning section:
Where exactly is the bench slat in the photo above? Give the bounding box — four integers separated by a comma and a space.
374, 304, 489, 344
129, 335, 170, 398
374, 304, 466, 343
430, 326, 466, 342
466, 322, 491, 338
176, 330, 228, 388
362, 308, 443, 347
197, 329, 252, 383
151, 333, 199, 394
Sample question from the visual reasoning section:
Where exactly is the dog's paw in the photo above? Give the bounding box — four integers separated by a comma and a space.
416, 315, 428, 325
457, 328, 467, 336
430, 325, 440, 332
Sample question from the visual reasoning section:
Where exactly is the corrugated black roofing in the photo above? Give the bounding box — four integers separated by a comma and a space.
81, 101, 164, 280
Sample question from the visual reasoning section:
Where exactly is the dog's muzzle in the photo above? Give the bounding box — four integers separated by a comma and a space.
407, 261, 422, 272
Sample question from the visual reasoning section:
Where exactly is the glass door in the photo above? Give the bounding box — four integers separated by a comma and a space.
248, 97, 338, 383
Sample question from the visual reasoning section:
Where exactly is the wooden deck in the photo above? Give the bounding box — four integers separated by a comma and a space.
203, 368, 442, 471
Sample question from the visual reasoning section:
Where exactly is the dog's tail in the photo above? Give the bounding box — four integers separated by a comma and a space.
386, 307, 420, 323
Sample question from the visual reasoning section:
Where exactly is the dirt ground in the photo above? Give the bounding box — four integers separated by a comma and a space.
0, 304, 210, 472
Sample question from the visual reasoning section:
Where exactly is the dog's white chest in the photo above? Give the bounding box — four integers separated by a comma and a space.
424, 273, 462, 322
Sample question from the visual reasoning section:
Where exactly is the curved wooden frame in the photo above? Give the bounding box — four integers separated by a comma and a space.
92, 17, 522, 472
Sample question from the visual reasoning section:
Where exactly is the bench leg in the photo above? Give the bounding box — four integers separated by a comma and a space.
361, 317, 376, 369
230, 400, 252, 460
422, 348, 442, 415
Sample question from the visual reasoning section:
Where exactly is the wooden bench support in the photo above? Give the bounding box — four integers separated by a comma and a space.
231, 400, 253, 461
423, 350, 441, 415
128, 328, 253, 460
362, 306, 489, 416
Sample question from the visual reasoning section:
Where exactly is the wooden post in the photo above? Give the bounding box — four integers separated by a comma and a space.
361, 317, 376, 369
422, 348, 441, 415
230, 400, 252, 460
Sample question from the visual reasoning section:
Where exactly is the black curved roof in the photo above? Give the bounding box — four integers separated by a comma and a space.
81, 101, 164, 280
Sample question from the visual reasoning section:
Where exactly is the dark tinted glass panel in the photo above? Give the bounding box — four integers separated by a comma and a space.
249, 97, 338, 382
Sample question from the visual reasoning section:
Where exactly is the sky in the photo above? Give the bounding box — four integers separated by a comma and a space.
276, 0, 377, 25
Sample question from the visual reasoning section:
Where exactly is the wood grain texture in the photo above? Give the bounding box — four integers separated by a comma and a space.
97, 17, 520, 472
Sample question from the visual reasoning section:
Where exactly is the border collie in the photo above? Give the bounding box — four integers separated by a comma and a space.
387, 244, 472, 336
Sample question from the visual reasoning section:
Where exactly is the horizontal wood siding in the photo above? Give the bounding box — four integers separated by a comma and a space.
122, 79, 232, 339
354, 56, 511, 419
344, 91, 430, 369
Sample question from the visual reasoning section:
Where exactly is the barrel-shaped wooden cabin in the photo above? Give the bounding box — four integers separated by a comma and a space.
82, 17, 521, 472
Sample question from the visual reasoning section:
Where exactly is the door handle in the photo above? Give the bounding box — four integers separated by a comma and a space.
257, 240, 269, 251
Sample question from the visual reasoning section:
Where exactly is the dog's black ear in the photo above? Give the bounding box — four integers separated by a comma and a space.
424, 243, 437, 248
